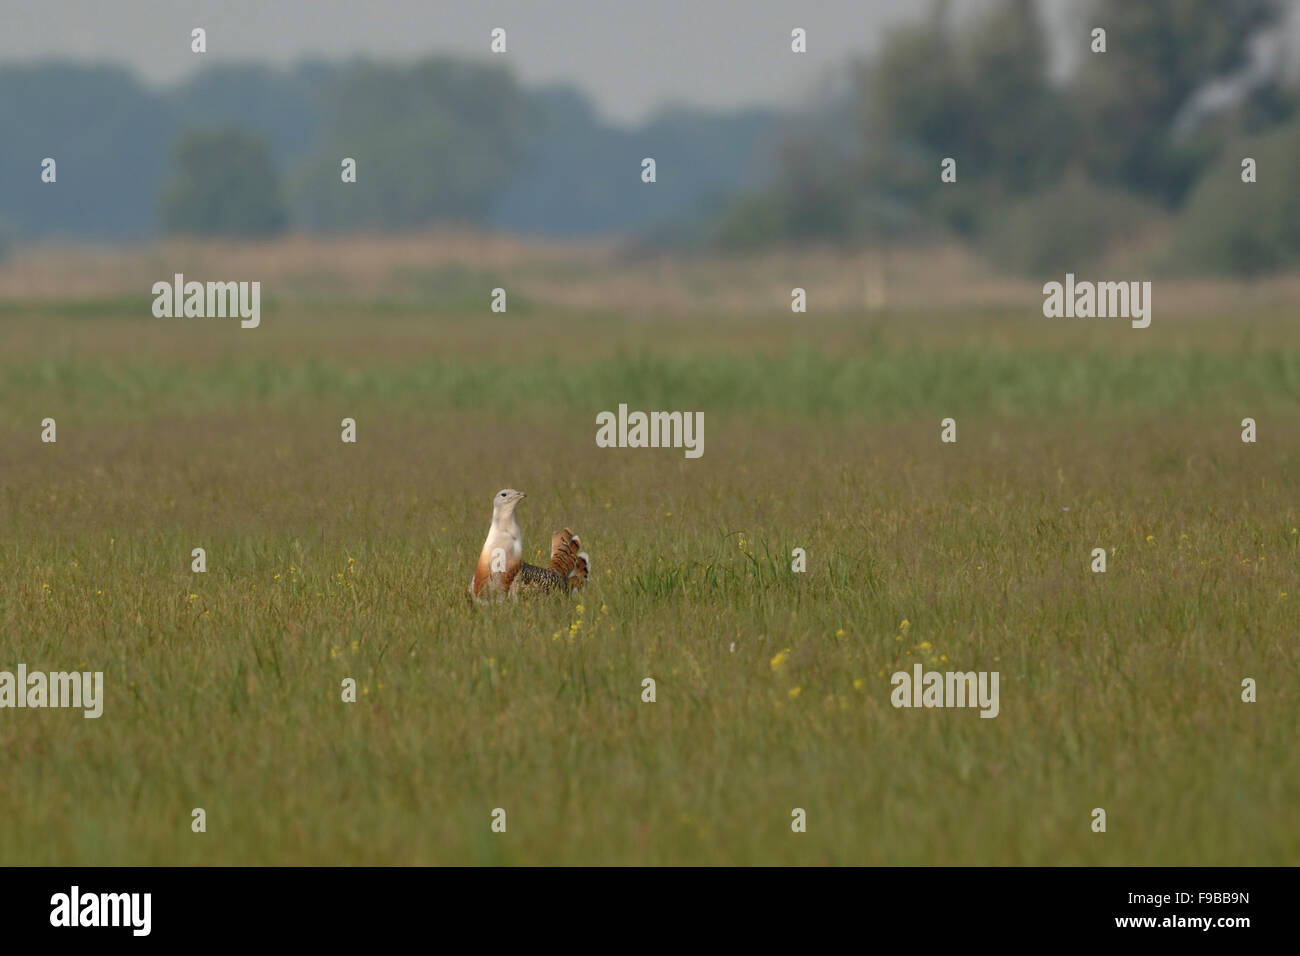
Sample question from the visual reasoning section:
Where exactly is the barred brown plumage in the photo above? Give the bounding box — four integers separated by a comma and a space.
513, 562, 568, 593
468, 488, 591, 602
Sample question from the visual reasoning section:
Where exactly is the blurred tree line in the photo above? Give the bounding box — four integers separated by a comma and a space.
4, 0, 1298, 276
0, 57, 776, 244
718, 0, 1300, 275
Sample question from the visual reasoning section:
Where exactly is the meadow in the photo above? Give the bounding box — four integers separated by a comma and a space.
0, 242, 1297, 864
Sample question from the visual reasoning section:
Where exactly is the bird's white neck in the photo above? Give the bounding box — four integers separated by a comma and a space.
491, 510, 520, 539
482, 510, 522, 564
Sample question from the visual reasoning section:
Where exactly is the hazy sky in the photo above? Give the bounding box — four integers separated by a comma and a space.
7, 1, 1296, 124
2, 0, 930, 123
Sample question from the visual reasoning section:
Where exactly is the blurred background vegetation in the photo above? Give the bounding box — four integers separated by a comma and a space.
2, 0, 1298, 276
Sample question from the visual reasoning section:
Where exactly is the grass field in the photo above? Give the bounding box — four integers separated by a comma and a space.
1, 267, 1297, 864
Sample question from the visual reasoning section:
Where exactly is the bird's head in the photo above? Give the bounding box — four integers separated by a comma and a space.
492, 488, 526, 517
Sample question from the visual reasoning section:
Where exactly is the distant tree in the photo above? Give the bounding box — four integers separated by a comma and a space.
0, 64, 174, 239
719, 0, 1072, 248
1174, 119, 1300, 274
159, 127, 288, 237
980, 173, 1166, 275
863, 0, 1070, 236
962, 0, 1070, 196
291, 57, 532, 231
1072, 0, 1288, 205
717, 0, 1295, 252
168, 63, 330, 169
713, 77, 880, 248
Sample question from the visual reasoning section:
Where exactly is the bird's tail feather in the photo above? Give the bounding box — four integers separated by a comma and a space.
549, 528, 590, 590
